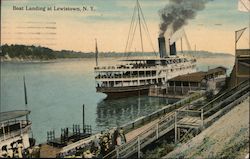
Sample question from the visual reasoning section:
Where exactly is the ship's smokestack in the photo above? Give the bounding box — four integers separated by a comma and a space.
158, 37, 167, 58
170, 42, 177, 56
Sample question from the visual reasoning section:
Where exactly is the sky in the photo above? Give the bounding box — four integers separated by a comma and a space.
1, 0, 249, 54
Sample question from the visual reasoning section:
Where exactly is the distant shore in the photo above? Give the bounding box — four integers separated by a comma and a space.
1, 44, 234, 63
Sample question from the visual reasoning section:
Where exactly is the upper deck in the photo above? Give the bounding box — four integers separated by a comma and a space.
0, 110, 31, 142
94, 57, 196, 72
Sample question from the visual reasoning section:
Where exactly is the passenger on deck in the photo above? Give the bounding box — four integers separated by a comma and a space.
1, 145, 7, 157
83, 150, 94, 158
18, 142, 24, 158
7, 145, 13, 158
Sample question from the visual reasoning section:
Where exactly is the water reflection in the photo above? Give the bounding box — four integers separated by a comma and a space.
96, 96, 178, 130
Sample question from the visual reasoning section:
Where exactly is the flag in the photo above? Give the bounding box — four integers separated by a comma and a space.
23, 76, 28, 105
238, 0, 250, 12
235, 27, 247, 43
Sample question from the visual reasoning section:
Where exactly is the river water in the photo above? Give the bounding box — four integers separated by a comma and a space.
0, 56, 234, 143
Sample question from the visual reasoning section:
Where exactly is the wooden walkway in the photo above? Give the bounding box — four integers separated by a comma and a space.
125, 118, 158, 142
40, 144, 61, 158
104, 80, 249, 159
103, 96, 206, 158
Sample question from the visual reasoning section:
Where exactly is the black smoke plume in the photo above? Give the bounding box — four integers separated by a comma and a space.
159, 0, 212, 37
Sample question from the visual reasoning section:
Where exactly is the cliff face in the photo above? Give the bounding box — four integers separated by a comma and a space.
164, 97, 249, 158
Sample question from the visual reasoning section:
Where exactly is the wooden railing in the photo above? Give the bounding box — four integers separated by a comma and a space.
204, 92, 249, 125
199, 80, 249, 111
120, 91, 205, 133
200, 80, 249, 113
103, 93, 204, 159
104, 113, 176, 158
104, 80, 249, 159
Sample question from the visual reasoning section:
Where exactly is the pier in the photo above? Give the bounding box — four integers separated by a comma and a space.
53, 91, 204, 157
103, 79, 249, 158
47, 77, 249, 158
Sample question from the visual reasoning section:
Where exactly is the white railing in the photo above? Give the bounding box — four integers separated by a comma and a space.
0, 121, 31, 142
95, 75, 157, 81
95, 66, 157, 71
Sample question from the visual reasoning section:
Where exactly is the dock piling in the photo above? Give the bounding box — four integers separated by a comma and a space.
137, 136, 141, 158
83, 104, 85, 133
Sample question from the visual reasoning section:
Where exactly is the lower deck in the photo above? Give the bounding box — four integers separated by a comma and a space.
96, 85, 150, 99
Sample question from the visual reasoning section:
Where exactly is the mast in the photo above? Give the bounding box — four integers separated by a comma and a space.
23, 76, 28, 109
23, 76, 29, 121
137, 0, 144, 53
95, 39, 98, 67
124, 0, 156, 58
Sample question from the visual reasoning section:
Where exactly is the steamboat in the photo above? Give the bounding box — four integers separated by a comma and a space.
0, 77, 36, 157
94, 0, 197, 99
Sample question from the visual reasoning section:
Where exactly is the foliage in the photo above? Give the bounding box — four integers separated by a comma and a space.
205, 90, 214, 101
1, 44, 55, 60
144, 142, 175, 159
1, 44, 234, 60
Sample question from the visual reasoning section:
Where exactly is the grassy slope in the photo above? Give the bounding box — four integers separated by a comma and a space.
164, 97, 249, 159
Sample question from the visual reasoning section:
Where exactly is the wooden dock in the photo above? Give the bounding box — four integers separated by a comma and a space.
44, 80, 249, 158
57, 91, 205, 157
103, 80, 249, 158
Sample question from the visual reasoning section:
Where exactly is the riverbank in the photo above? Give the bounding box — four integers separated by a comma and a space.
1, 44, 234, 63
164, 97, 249, 158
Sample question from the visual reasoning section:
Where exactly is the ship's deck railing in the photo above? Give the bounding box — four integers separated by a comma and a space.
95, 74, 157, 79
0, 120, 31, 141
95, 65, 196, 81
94, 59, 196, 71
95, 65, 157, 71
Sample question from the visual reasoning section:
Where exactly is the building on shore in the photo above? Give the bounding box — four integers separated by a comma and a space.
149, 66, 227, 98
227, 49, 250, 88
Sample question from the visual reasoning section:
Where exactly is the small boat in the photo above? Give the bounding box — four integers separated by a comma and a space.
0, 76, 36, 157
0, 110, 36, 157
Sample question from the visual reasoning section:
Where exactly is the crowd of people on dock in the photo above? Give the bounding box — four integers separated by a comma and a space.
58, 127, 127, 158
0, 139, 39, 158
